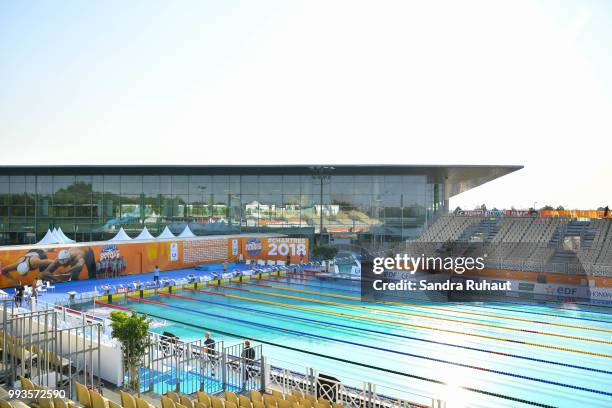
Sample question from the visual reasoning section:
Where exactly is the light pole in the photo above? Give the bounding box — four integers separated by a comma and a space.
310, 166, 335, 247
197, 186, 207, 220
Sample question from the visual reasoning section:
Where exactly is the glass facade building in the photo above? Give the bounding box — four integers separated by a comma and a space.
0, 166, 519, 246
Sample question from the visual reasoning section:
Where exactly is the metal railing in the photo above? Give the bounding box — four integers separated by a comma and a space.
0, 299, 102, 398
133, 332, 264, 396
265, 357, 444, 408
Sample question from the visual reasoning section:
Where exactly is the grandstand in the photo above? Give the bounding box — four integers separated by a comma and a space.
410, 213, 612, 276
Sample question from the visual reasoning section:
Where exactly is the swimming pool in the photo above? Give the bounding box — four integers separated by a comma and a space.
83, 273, 612, 408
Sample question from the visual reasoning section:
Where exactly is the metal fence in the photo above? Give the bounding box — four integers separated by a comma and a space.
265, 358, 444, 408
134, 333, 263, 396
224, 342, 263, 393
0, 300, 102, 398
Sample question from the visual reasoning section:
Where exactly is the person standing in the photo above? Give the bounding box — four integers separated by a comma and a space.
241, 340, 256, 381
153, 265, 160, 282
203, 332, 217, 376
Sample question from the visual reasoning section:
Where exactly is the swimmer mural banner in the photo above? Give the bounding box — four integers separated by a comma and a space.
0, 236, 309, 288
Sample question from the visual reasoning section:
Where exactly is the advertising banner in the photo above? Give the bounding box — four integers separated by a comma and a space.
0, 235, 309, 288
241, 237, 308, 264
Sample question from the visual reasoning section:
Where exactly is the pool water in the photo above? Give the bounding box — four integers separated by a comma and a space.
88, 274, 612, 408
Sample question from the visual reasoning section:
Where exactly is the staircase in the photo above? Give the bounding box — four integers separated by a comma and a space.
545, 220, 595, 274
457, 217, 501, 243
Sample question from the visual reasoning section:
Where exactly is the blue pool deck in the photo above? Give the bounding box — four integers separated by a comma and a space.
27, 262, 250, 304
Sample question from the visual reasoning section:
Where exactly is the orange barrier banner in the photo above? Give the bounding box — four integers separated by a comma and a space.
539, 210, 612, 219
0, 235, 309, 288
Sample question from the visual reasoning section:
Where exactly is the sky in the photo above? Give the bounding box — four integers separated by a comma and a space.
1, 0, 611, 210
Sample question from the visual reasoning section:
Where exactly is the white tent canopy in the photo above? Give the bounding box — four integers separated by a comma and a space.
109, 227, 132, 242
178, 225, 196, 238
157, 226, 175, 239
135, 226, 155, 240
57, 227, 75, 243
52, 228, 65, 243
37, 229, 58, 245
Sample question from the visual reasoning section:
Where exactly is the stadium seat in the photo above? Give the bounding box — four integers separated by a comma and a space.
136, 397, 156, 408
167, 392, 180, 404
89, 390, 109, 408
120, 391, 137, 408
317, 399, 330, 408
210, 396, 225, 408
238, 395, 252, 408
249, 391, 263, 403
161, 396, 175, 408
263, 395, 276, 408
75, 382, 91, 408
180, 396, 195, 408
197, 392, 211, 408
224, 391, 238, 407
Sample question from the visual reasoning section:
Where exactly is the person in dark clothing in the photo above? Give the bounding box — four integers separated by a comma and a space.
14, 286, 24, 307
241, 340, 257, 380
204, 332, 215, 356
242, 340, 255, 360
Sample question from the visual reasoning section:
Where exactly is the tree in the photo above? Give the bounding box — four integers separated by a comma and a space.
312, 245, 338, 261
109, 311, 152, 393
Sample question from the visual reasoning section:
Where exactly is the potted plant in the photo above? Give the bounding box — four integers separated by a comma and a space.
109, 311, 152, 394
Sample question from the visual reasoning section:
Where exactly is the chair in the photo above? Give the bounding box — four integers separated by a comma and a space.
196, 392, 211, 408
313, 404, 326, 408
46, 281, 56, 292
136, 398, 155, 408
210, 396, 224, 408
277, 401, 292, 408
75, 382, 91, 408
109, 402, 122, 408
238, 395, 252, 408
195, 403, 207, 408
20, 376, 35, 391
224, 391, 238, 407
252, 402, 264, 408
304, 396, 317, 406
331, 404, 343, 408
167, 392, 180, 404
120, 391, 137, 408
224, 403, 237, 408
89, 390, 108, 408
263, 395, 276, 408
180, 396, 194, 408
48, 351, 71, 372
283, 397, 296, 405
53, 398, 67, 408
161, 396, 176, 408
37, 393, 54, 408
317, 400, 330, 408
249, 391, 263, 403
271, 391, 283, 401
299, 399, 313, 408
